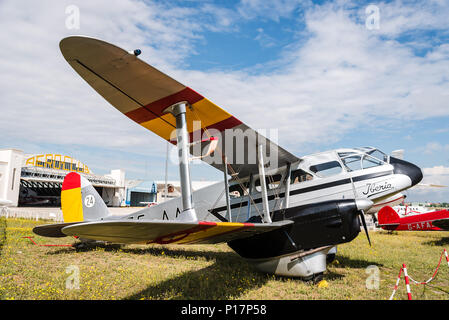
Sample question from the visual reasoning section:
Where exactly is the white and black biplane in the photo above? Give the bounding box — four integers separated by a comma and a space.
34, 36, 423, 281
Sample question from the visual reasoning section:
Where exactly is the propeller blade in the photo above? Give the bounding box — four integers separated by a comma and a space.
359, 211, 371, 246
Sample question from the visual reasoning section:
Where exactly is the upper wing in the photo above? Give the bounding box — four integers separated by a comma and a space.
432, 218, 449, 230
59, 219, 293, 244
60, 36, 300, 178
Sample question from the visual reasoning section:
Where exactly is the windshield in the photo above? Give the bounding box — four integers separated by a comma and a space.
339, 150, 386, 172
367, 149, 388, 162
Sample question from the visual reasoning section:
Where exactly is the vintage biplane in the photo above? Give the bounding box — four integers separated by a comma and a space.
378, 206, 449, 231
34, 36, 423, 281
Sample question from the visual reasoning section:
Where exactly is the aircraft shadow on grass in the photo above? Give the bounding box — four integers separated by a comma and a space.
46, 244, 270, 299
44, 243, 384, 299
423, 236, 449, 247
331, 255, 383, 269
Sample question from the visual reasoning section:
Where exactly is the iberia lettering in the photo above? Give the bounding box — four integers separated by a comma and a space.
362, 182, 393, 196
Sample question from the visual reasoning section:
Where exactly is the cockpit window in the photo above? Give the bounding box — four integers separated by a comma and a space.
367, 149, 388, 162
339, 148, 387, 172
309, 161, 342, 178
340, 155, 362, 172
362, 155, 384, 169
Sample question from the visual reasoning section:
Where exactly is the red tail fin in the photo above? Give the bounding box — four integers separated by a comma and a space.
378, 206, 400, 228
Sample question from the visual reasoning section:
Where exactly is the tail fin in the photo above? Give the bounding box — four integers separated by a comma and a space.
61, 172, 110, 222
377, 206, 400, 228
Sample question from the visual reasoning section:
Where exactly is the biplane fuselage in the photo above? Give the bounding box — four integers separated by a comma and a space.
122, 146, 422, 277
128, 147, 421, 223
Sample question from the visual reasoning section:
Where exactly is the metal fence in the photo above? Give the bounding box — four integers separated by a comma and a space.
0, 207, 63, 222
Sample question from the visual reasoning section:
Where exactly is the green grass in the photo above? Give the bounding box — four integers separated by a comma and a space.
1, 217, 449, 300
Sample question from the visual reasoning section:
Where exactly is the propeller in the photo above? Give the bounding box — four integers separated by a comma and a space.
350, 174, 373, 247
359, 209, 371, 246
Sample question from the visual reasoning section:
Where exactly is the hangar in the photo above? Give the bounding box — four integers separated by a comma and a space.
0, 148, 125, 207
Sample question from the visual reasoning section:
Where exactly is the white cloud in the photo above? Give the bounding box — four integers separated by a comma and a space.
422, 142, 449, 154
254, 28, 277, 48
171, 2, 449, 154
423, 166, 449, 176
407, 166, 449, 202
373, 0, 449, 37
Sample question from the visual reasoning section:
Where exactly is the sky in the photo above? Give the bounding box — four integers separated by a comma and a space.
0, 0, 448, 202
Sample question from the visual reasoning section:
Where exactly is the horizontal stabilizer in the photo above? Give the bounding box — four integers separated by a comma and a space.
432, 218, 449, 231
60, 219, 293, 244
33, 222, 81, 238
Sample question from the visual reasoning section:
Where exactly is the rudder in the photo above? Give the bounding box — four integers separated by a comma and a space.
377, 206, 400, 226
61, 172, 110, 222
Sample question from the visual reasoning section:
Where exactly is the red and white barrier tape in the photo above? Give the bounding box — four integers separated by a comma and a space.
408, 249, 447, 285
22, 236, 73, 247
389, 267, 403, 300
389, 249, 448, 300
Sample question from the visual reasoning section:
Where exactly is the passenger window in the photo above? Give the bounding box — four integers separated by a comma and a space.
254, 174, 282, 192
362, 155, 383, 169
290, 169, 313, 184
229, 183, 245, 198
309, 161, 343, 177
341, 155, 362, 172
267, 174, 282, 189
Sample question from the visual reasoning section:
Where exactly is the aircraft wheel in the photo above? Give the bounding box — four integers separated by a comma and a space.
326, 253, 336, 264
302, 272, 324, 284
312, 272, 324, 284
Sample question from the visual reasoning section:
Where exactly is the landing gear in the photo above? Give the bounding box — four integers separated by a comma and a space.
326, 246, 338, 264
303, 272, 324, 284
326, 253, 336, 264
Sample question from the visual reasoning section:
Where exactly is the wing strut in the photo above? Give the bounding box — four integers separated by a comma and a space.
163, 102, 197, 222
284, 162, 292, 209
258, 145, 272, 223
223, 156, 232, 222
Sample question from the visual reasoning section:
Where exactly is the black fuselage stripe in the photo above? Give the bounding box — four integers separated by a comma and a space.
211, 171, 393, 214
352, 171, 392, 182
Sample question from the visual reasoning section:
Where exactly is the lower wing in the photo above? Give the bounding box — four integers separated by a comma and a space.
35, 219, 293, 244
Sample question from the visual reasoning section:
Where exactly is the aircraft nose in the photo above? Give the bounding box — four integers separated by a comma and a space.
389, 156, 423, 187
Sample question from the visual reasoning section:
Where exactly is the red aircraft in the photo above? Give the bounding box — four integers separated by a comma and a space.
377, 206, 449, 231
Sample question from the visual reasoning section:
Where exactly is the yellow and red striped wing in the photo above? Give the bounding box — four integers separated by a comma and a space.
60, 36, 299, 177
60, 220, 293, 244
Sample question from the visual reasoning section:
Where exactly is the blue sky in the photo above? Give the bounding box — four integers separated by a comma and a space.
0, 0, 448, 202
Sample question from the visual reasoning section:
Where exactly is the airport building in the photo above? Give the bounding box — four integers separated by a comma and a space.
0, 148, 218, 208
0, 149, 126, 207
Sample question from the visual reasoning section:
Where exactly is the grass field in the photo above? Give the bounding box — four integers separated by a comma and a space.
1, 217, 449, 300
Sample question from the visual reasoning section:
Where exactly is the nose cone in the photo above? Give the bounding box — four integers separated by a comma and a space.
355, 199, 374, 211
389, 156, 423, 187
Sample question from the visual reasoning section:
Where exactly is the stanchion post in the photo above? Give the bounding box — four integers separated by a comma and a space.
402, 264, 412, 300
